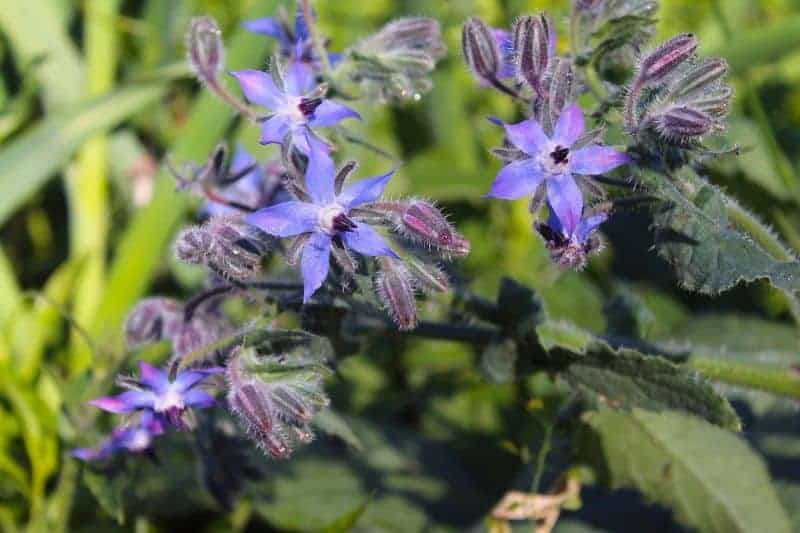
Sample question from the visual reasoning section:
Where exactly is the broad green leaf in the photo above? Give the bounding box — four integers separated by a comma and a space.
312, 409, 365, 452
644, 167, 800, 296
319, 497, 371, 533
579, 408, 791, 533
536, 321, 740, 430
0, 84, 167, 227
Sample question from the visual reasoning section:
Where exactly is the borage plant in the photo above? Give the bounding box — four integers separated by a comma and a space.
71, 1, 800, 532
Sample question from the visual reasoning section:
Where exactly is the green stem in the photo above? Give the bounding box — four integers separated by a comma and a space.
725, 198, 794, 261
689, 357, 800, 400
531, 423, 553, 493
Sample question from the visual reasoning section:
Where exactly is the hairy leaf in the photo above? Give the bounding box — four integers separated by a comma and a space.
579, 408, 791, 533
536, 321, 740, 430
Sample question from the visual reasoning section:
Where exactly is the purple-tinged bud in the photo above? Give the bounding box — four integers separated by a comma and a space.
668, 57, 728, 99
462, 17, 502, 85
125, 298, 183, 349
655, 105, 716, 140
375, 258, 417, 331
396, 200, 471, 257
637, 33, 697, 85
513, 15, 552, 94
691, 87, 733, 118
187, 17, 225, 84
405, 257, 450, 293
547, 58, 576, 120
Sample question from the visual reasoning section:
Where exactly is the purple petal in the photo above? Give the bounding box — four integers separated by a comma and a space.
231, 70, 284, 109
328, 52, 344, 68
182, 389, 217, 409
570, 145, 631, 175
547, 174, 583, 236
305, 134, 337, 204
338, 169, 395, 208
552, 104, 585, 147
138, 361, 169, 392
576, 213, 608, 243
90, 391, 154, 413
260, 115, 291, 145
284, 62, 316, 96
293, 6, 312, 41
243, 17, 290, 46
172, 367, 224, 392
72, 445, 112, 462
230, 144, 256, 174
246, 201, 319, 237
504, 118, 549, 156
301, 232, 332, 302
343, 223, 398, 258
309, 100, 360, 127
485, 159, 546, 200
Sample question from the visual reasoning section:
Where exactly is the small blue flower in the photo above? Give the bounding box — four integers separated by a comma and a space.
89, 361, 222, 430
203, 145, 268, 217
245, 135, 397, 302
243, 7, 342, 75
535, 198, 608, 270
486, 104, 630, 231
72, 411, 165, 462
232, 62, 359, 154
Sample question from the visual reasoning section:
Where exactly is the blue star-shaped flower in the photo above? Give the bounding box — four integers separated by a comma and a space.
72, 411, 165, 462
245, 135, 397, 302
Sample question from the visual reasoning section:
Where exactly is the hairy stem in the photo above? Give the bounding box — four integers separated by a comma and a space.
689, 357, 800, 401
725, 198, 794, 262
205, 79, 258, 121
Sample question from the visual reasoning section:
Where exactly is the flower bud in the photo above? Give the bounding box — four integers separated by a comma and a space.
690, 87, 733, 118
547, 58, 576, 120
187, 17, 225, 84
513, 14, 554, 94
406, 257, 450, 293
462, 17, 502, 85
637, 33, 697, 85
668, 57, 728, 99
375, 258, 417, 331
124, 298, 183, 348
655, 105, 716, 141
396, 200, 471, 257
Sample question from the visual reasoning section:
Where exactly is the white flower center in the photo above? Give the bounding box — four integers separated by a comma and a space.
539, 143, 571, 175
283, 96, 308, 124
154, 386, 185, 413
317, 203, 347, 235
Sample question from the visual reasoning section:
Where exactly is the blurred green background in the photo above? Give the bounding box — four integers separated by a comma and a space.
3, 0, 800, 531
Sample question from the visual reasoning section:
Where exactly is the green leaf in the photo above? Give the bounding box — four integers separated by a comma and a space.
0, 84, 167, 227
645, 167, 800, 296
714, 15, 800, 76
578, 408, 792, 533
319, 497, 371, 533
83, 469, 126, 525
536, 321, 740, 430
480, 338, 517, 384
312, 409, 365, 452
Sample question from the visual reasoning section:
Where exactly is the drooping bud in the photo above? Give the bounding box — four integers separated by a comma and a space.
187, 17, 225, 84
405, 257, 450, 293
513, 14, 554, 94
226, 345, 329, 459
668, 57, 728, 99
690, 86, 733, 118
124, 298, 183, 348
655, 105, 716, 141
375, 258, 417, 331
637, 33, 697, 85
175, 217, 271, 281
395, 200, 471, 257
462, 17, 502, 86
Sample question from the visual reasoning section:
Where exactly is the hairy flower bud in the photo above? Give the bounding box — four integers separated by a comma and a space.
125, 298, 183, 348
175, 217, 271, 281
655, 105, 716, 141
513, 14, 554, 94
395, 200, 471, 257
668, 57, 728, 99
226, 346, 329, 459
462, 17, 502, 85
637, 33, 697, 85
406, 257, 450, 293
375, 258, 417, 331
547, 58, 576, 120
188, 17, 225, 84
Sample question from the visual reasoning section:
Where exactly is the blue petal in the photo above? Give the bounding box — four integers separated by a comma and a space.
90, 391, 154, 413
485, 159, 546, 200
309, 100, 360, 127
243, 17, 291, 47
576, 213, 608, 243
338, 169, 395, 208
293, 6, 311, 41
301, 232, 332, 302
246, 201, 319, 237
503, 118, 549, 156
343, 223, 398, 258
260, 115, 291, 146
231, 70, 285, 109
284, 62, 316, 96
138, 361, 169, 392
552, 104, 585, 147
546, 174, 583, 237
569, 145, 630, 175
172, 367, 224, 393
182, 389, 217, 409
305, 134, 337, 203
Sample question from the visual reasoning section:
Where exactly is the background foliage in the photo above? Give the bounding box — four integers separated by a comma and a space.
3, 0, 800, 531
